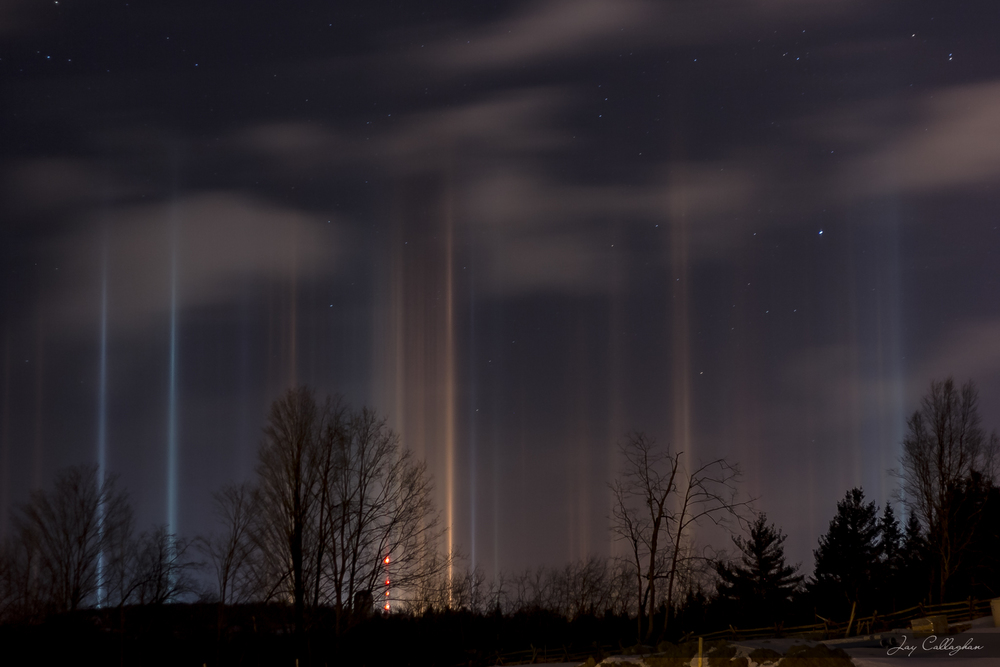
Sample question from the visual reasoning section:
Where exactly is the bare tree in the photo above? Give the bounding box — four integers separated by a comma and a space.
101, 500, 136, 609
11, 464, 131, 614
896, 378, 998, 602
129, 526, 196, 605
0, 535, 43, 623
254, 388, 444, 634
459, 557, 635, 619
321, 406, 444, 629
201, 482, 260, 609
255, 387, 332, 635
610, 432, 750, 641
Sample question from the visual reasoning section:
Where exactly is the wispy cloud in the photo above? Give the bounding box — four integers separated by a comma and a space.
5, 158, 145, 217
423, 0, 864, 74
833, 80, 1000, 196
48, 191, 343, 336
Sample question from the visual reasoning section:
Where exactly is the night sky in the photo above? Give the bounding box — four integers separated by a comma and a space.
2, 0, 1000, 579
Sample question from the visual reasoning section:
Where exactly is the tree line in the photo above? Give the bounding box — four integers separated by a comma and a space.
680, 377, 999, 637
0, 387, 445, 638
0, 377, 997, 650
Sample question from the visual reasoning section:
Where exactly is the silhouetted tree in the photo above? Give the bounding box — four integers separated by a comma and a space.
715, 514, 802, 626
875, 504, 905, 611
255, 387, 333, 635
610, 432, 750, 641
810, 488, 879, 616
201, 482, 260, 608
129, 526, 195, 605
322, 406, 444, 629
898, 513, 931, 606
10, 464, 131, 614
446, 556, 634, 618
896, 378, 998, 602
254, 388, 444, 636
944, 471, 1000, 599
0, 533, 43, 622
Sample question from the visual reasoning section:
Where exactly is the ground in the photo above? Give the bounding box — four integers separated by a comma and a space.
543, 615, 1000, 667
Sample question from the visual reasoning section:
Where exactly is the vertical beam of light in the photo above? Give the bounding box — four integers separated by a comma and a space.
391, 223, 405, 462
514, 363, 528, 568
98, 228, 109, 494
96, 226, 109, 605
167, 210, 179, 539
666, 89, 695, 529
885, 216, 905, 509
385, 171, 456, 593
843, 226, 863, 491
669, 168, 693, 474
444, 180, 456, 594
165, 136, 183, 554
467, 241, 478, 574
0, 327, 10, 542
33, 310, 44, 490
237, 289, 252, 480
289, 219, 298, 388
569, 310, 592, 563
871, 208, 905, 507
608, 218, 625, 556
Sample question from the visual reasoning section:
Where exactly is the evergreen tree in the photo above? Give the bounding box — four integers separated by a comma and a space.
876, 504, 904, 610
810, 488, 880, 616
898, 378, 998, 602
899, 513, 931, 606
945, 472, 1000, 600
715, 514, 802, 626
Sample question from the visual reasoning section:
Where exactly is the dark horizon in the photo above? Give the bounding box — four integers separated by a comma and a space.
2, 0, 1000, 578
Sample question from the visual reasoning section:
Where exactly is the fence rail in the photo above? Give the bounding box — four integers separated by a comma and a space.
488, 598, 995, 665
698, 598, 994, 642
492, 643, 616, 665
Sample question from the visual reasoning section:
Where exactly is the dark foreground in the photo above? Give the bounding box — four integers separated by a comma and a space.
0, 604, 634, 667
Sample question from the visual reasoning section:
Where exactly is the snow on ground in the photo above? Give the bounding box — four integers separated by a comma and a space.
841, 617, 999, 667
553, 616, 1000, 667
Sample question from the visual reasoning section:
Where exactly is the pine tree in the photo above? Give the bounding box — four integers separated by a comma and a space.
715, 514, 803, 626
899, 512, 931, 605
810, 488, 880, 616
944, 471, 1000, 600
876, 504, 904, 610
898, 378, 999, 602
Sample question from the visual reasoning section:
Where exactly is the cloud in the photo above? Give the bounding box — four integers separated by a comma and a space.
462, 162, 758, 294
428, 0, 652, 71
0, 0, 35, 35
836, 80, 1000, 196
49, 191, 343, 336
911, 318, 1000, 390
384, 87, 570, 163
761, 317, 1000, 501
424, 0, 864, 73
231, 86, 571, 173
4, 158, 144, 216
226, 82, 763, 297
231, 121, 354, 170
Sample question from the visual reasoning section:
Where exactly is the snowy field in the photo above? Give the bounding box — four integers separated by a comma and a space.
541, 615, 1000, 667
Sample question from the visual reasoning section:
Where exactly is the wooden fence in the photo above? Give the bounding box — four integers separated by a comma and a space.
489, 598, 995, 665
698, 597, 993, 642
